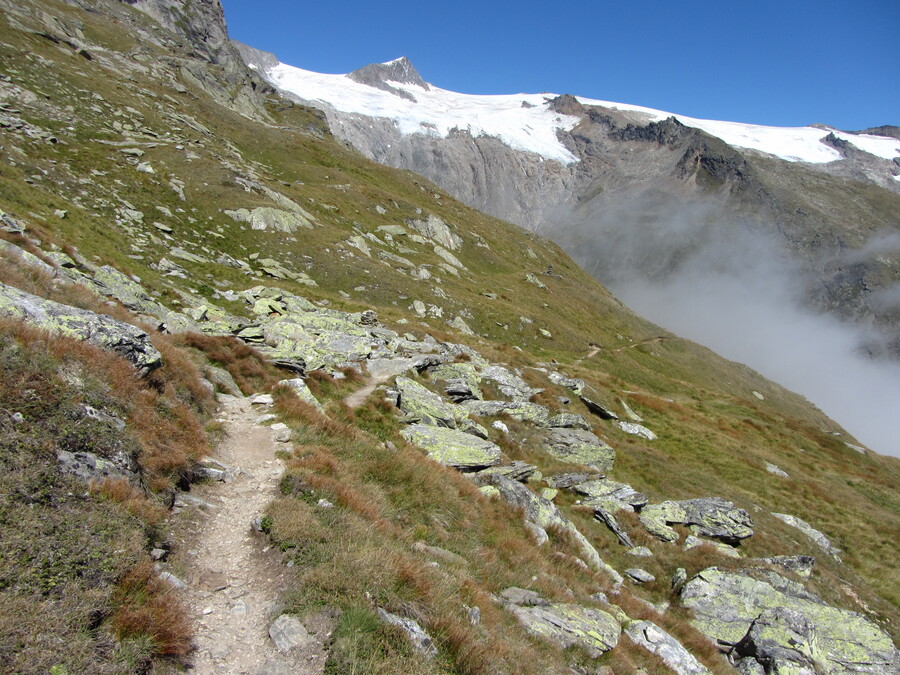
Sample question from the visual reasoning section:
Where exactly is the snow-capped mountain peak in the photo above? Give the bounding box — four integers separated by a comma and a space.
261, 56, 900, 167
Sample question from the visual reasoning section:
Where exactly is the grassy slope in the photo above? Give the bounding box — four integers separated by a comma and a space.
0, 0, 897, 669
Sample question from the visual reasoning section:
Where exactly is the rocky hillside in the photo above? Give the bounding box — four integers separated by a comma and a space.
245, 51, 900, 363
0, 0, 898, 673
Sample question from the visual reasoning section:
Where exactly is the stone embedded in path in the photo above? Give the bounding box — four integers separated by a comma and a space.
268, 614, 313, 652
401, 423, 501, 470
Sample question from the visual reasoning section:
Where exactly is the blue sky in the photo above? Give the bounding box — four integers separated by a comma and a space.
221, 0, 897, 130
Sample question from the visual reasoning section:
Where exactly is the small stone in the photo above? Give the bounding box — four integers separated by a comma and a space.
250, 394, 274, 405
150, 548, 167, 561
255, 413, 277, 424
627, 546, 653, 557
269, 614, 312, 652
317, 499, 334, 509
672, 568, 688, 590
625, 568, 656, 584
491, 420, 509, 433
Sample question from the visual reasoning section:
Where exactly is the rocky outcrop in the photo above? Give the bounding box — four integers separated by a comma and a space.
772, 512, 842, 561
640, 498, 753, 544
0, 281, 161, 374
681, 567, 899, 672
625, 620, 711, 675
543, 427, 616, 471
504, 599, 620, 657
476, 474, 622, 583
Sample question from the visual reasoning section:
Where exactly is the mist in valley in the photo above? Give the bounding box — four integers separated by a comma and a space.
553, 194, 900, 458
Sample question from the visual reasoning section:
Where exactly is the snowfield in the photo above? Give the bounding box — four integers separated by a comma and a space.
267, 60, 900, 166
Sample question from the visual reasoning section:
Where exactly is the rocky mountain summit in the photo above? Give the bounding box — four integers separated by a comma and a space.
0, 1, 898, 673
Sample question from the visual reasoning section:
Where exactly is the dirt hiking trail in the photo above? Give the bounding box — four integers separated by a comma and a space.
170, 393, 330, 675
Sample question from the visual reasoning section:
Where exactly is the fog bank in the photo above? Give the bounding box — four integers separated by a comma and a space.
558, 195, 900, 457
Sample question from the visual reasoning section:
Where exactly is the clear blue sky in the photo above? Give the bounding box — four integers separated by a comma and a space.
221, 0, 897, 130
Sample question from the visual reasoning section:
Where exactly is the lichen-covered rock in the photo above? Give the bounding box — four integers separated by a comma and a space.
278, 377, 323, 410
684, 535, 742, 558
479, 365, 542, 401
762, 555, 815, 578
771, 512, 842, 561
401, 424, 501, 470
87, 265, 168, 318
405, 214, 462, 250
461, 399, 550, 425
640, 498, 753, 543
57, 449, 139, 484
580, 394, 619, 420
626, 621, 711, 675
475, 460, 538, 482
681, 567, 899, 672
572, 478, 647, 512
547, 412, 592, 430
544, 427, 616, 471
617, 421, 657, 440
548, 371, 585, 394
477, 474, 622, 583
507, 603, 620, 657
396, 376, 469, 428
0, 281, 161, 374
625, 568, 656, 584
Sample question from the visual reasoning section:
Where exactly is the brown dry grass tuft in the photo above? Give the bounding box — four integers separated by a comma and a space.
175, 332, 283, 394
111, 562, 192, 659
91, 478, 167, 526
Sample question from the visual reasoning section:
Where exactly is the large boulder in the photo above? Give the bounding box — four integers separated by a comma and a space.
625, 620, 711, 675
0, 281, 161, 374
639, 498, 753, 544
507, 603, 620, 657
396, 376, 469, 428
401, 424, 501, 471
543, 427, 616, 471
681, 567, 899, 673
479, 365, 542, 401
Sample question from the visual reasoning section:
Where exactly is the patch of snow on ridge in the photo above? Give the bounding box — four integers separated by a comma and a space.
266, 59, 900, 167
574, 95, 900, 164
832, 132, 900, 160
268, 62, 581, 164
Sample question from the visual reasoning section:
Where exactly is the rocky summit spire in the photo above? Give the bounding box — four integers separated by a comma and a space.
347, 56, 429, 102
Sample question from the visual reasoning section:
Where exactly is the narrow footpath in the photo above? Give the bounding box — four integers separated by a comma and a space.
169, 393, 329, 675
